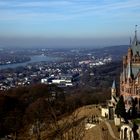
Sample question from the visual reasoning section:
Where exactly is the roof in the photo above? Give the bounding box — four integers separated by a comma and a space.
112, 80, 116, 89
131, 30, 140, 56
131, 43, 140, 56
127, 31, 140, 79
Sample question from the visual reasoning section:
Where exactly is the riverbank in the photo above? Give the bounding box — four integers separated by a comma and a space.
0, 55, 61, 70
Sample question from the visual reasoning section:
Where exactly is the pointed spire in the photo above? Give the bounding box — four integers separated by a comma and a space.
128, 62, 132, 79
128, 47, 132, 62
130, 37, 132, 46
123, 68, 126, 82
135, 25, 138, 38
136, 76, 138, 83
134, 25, 138, 45
112, 80, 116, 89
111, 80, 116, 98
132, 25, 138, 46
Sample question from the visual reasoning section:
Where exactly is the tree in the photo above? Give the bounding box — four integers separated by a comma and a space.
132, 98, 137, 117
115, 96, 126, 119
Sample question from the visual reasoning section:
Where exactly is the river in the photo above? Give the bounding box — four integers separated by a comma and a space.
0, 55, 60, 70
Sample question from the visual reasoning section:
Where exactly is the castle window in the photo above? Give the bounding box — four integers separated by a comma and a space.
127, 89, 129, 93
134, 58, 136, 62
122, 87, 124, 91
136, 89, 140, 95
129, 88, 131, 94
126, 88, 130, 93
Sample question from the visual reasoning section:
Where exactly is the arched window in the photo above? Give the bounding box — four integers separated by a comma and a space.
124, 127, 127, 139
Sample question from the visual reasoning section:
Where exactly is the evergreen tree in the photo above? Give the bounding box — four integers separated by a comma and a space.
115, 95, 126, 118
131, 98, 137, 118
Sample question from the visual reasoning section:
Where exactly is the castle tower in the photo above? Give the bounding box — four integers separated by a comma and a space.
132, 25, 138, 46
122, 56, 127, 83
111, 80, 117, 106
120, 27, 140, 110
111, 80, 116, 97
127, 48, 132, 63
107, 80, 118, 120
127, 62, 133, 83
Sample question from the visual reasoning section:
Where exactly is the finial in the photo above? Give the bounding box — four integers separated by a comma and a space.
135, 25, 138, 38
135, 25, 138, 31
130, 37, 131, 45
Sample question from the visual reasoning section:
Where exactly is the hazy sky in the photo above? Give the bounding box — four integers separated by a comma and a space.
0, 0, 140, 48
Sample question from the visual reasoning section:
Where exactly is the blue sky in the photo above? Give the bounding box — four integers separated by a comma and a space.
0, 0, 140, 48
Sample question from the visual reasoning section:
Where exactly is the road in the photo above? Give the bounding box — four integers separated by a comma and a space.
104, 121, 120, 140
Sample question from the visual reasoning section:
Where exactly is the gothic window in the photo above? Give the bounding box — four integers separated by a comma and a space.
136, 89, 138, 95
132, 58, 135, 62
122, 87, 124, 92
130, 88, 132, 93
127, 88, 130, 93
128, 88, 131, 93
136, 89, 140, 95
134, 58, 136, 62
127, 88, 129, 93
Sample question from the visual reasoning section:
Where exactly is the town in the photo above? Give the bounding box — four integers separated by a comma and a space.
0, 47, 114, 90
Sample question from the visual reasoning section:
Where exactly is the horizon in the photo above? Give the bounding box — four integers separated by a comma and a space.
0, 0, 140, 48
0, 43, 129, 50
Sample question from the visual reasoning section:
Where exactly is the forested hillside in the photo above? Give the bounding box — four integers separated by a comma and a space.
0, 60, 122, 138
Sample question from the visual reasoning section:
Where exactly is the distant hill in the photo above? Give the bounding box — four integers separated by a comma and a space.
93, 45, 129, 61
102, 45, 128, 53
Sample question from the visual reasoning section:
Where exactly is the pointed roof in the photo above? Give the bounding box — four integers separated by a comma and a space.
132, 25, 138, 44
123, 68, 126, 81
131, 26, 140, 55
135, 69, 140, 80
112, 80, 116, 89
128, 62, 132, 79
130, 37, 132, 45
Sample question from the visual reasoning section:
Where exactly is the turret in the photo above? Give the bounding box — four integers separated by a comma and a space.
127, 47, 132, 63
110, 80, 118, 106
123, 55, 127, 66
111, 80, 116, 97
132, 25, 138, 46
127, 62, 133, 83
122, 55, 127, 83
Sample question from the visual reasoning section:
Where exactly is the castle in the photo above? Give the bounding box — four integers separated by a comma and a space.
120, 28, 140, 112
101, 28, 140, 140
106, 28, 140, 118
